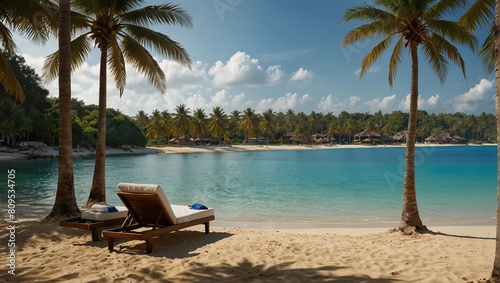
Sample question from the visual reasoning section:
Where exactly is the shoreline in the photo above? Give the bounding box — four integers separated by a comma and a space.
0, 143, 493, 161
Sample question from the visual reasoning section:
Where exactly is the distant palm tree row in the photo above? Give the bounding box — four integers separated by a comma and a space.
135, 107, 496, 145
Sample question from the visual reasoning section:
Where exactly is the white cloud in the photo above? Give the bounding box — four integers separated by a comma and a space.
289, 67, 316, 84
399, 94, 440, 111
318, 95, 347, 113
452, 79, 494, 112
354, 66, 381, 75
255, 93, 313, 113
208, 51, 283, 87
207, 89, 253, 112
365, 95, 396, 112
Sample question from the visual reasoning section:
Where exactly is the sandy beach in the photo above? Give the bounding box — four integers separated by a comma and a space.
0, 143, 489, 161
1, 144, 497, 282
0, 205, 495, 283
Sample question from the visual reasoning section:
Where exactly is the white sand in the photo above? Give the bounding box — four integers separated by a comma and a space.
0, 204, 496, 282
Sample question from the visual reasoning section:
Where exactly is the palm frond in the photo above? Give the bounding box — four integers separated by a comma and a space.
108, 41, 126, 96
121, 3, 193, 28
421, 38, 449, 84
373, 0, 404, 15
121, 35, 166, 94
343, 4, 395, 23
0, 22, 18, 55
458, 0, 494, 32
124, 25, 192, 68
7, 0, 58, 44
0, 53, 24, 102
360, 34, 394, 79
42, 33, 93, 82
388, 36, 405, 87
426, 20, 477, 51
478, 24, 494, 74
342, 20, 397, 48
424, 0, 469, 19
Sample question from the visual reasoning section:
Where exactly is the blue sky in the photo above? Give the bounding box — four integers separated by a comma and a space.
14, 0, 495, 116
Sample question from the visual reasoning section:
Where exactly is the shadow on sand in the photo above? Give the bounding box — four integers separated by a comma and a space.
176, 259, 401, 282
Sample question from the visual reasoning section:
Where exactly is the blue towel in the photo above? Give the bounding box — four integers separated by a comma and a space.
190, 203, 208, 210
91, 204, 119, 213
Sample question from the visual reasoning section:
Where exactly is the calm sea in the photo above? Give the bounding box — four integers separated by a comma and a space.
1, 146, 496, 225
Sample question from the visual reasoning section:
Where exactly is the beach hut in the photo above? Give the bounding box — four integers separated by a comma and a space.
425, 135, 446, 144
281, 132, 295, 144
170, 135, 191, 145
451, 135, 466, 144
354, 130, 382, 144
381, 135, 394, 144
311, 133, 329, 144
393, 131, 408, 143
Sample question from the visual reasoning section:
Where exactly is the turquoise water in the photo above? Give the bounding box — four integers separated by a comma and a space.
1, 146, 496, 224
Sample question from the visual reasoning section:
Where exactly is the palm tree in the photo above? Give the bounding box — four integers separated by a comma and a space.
43, 1, 192, 208
173, 104, 192, 137
228, 110, 241, 139
259, 109, 274, 144
191, 108, 207, 137
343, 0, 476, 232
146, 117, 162, 139
0, 0, 57, 103
459, 1, 499, 280
293, 125, 307, 144
160, 110, 172, 143
240, 108, 258, 144
208, 106, 228, 144
285, 109, 295, 133
326, 121, 339, 143
134, 110, 149, 133
45, 0, 81, 220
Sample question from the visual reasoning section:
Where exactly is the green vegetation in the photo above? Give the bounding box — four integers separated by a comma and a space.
137, 108, 496, 145
0, 53, 146, 148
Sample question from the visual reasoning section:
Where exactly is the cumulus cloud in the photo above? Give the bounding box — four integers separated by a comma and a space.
256, 93, 312, 113
289, 67, 316, 84
208, 51, 283, 87
452, 79, 494, 112
365, 95, 397, 112
207, 89, 253, 111
399, 94, 440, 111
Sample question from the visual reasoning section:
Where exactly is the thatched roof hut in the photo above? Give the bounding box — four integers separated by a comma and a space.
354, 130, 382, 144
311, 133, 329, 144
425, 135, 446, 144
393, 131, 408, 143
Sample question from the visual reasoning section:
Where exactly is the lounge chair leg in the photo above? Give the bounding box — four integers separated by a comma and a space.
205, 222, 210, 234
91, 228, 99, 241
108, 238, 114, 252
145, 239, 153, 254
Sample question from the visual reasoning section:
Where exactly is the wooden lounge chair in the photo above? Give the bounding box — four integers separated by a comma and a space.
102, 183, 215, 254
60, 206, 128, 241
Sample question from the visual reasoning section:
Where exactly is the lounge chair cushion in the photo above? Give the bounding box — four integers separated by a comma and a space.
81, 206, 128, 221
117, 183, 177, 225
171, 205, 214, 224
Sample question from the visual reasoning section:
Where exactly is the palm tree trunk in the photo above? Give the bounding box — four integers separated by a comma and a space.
45, 0, 80, 220
399, 43, 425, 232
83, 47, 108, 208
491, 1, 500, 280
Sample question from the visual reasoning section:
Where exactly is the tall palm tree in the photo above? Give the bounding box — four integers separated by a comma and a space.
343, 0, 476, 232
228, 110, 241, 139
173, 104, 191, 137
43, 1, 192, 208
326, 121, 339, 143
208, 106, 228, 144
459, 0, 499, 280
134, 110, 149, 133
0, 0, 57, 103
259, 109, 274, 144
146, 116, 162, 139
45, 0, 81, 219
191, 108, 207, 137
160, 110, 171, 143
285, 109, 295, 133
240, 108, 258, 144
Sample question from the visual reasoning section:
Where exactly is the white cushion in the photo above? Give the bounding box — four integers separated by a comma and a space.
171, 205, 214, 224
81, 206, 128, 221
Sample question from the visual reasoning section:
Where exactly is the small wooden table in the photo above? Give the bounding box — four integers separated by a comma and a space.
60, 217, 125, 241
